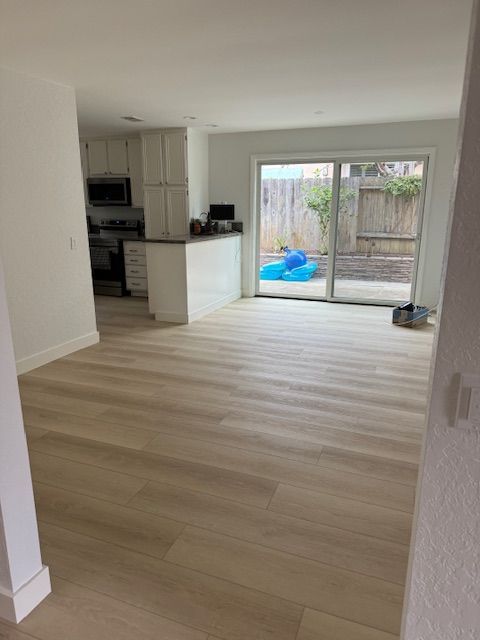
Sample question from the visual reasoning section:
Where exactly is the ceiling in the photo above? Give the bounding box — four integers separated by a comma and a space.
0, 0, 473, 136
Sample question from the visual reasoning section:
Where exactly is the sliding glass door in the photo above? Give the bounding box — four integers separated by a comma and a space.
257, 161, 334, 299
330, 158, 426, 303
256, 155, 428, 305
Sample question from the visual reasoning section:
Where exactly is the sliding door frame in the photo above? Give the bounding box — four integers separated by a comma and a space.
250, 147, 436, 306
328, 153, 430, 305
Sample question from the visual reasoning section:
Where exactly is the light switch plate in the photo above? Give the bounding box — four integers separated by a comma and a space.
467, 386, 480, 424
455, 373, 480, 430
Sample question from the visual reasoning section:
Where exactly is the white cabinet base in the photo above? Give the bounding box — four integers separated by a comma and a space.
124, 241, 148, 296
146, 236, 241, 324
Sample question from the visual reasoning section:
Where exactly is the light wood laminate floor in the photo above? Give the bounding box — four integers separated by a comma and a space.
6, 296, 434, 640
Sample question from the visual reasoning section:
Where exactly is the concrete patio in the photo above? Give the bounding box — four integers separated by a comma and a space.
259, 253, 414, 301
259, 278, 412, 301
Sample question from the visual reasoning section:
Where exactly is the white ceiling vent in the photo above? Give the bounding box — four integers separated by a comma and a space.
120, 115, 144, 122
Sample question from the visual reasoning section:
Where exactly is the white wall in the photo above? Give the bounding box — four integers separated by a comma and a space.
402, 2, 480, 638
209, 119, 458, 305
0, 256, 50, 622
0, 67, 98, 373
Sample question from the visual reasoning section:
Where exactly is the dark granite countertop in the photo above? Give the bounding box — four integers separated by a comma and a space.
144, 232, 242, 245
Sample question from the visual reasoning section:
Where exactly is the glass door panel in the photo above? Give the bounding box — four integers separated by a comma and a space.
257, 162, 335, 299
331, 159, 425, 303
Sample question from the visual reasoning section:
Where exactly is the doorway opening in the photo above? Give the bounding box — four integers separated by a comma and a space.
256, 156, 428, 305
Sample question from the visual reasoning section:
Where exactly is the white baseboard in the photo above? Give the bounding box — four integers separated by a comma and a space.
154, 310, 189, 323
16, 331, 100, 375
0, 565, 51, 623
187, 290, 242, 323
154, 291, 242, 324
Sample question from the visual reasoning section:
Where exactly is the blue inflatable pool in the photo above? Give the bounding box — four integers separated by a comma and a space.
259, 261, 286, 280
260, 249, 318, 282
282, 262, 318, 282
284, 248, 307, 270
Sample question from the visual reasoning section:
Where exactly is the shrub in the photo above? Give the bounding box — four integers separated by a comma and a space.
383, 175, 422, 197
304, 178, 355, 254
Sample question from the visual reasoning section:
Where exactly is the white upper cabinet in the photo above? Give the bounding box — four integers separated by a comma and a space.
144, 188, 166, 238
126, 138, 144, 208
142, 133, 163, 185
87, 138, 128, 175
87, 140, 109, 175
165, 188, 188, 236
163, 131, 187, 185
107, 139, 128, 175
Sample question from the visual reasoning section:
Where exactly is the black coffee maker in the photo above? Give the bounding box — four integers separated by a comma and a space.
199, 211, 215, 234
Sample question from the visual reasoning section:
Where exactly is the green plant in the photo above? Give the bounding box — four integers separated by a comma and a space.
303, 173, 355, 254
382, 175, 422, 197
272, 234, 288, 253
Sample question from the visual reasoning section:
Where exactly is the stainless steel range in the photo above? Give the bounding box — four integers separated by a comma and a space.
89, 219, 143, 296
99, 219, 142, 239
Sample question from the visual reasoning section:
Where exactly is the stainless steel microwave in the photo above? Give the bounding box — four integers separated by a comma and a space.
87, 177, 131, 206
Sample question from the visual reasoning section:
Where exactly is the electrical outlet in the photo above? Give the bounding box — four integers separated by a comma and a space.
70, 237, 77, 251
455, 374, 480, 430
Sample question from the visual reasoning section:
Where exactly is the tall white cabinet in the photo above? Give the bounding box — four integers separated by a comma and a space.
141, 128, 208, 239
142, 133, 164, 186
143, 188, 166, 238
164, 131, 187, 185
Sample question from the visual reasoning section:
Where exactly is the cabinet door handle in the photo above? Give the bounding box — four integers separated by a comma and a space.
130, 270, 139, 273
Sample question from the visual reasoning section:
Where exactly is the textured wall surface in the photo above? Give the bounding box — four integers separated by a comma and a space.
209, 119, 458, 304
402, 3, 480, 638
0, 67, 97, 366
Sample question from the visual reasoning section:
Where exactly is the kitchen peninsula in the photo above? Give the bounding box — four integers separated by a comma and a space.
145, 232, 242, 323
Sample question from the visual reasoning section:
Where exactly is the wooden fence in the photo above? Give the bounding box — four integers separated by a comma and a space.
260, 177, 419, 255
